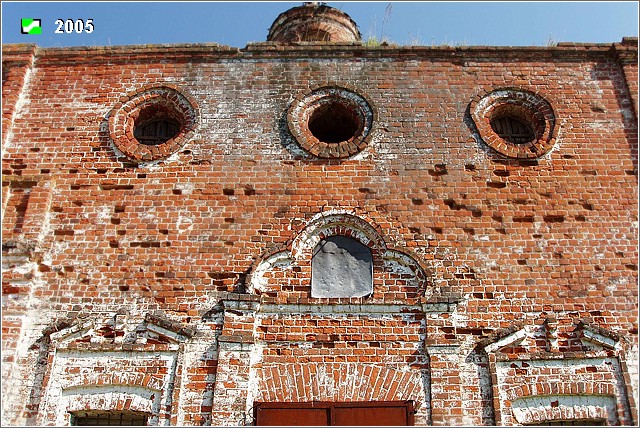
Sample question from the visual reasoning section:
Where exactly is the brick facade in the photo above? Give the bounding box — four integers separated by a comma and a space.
2, 3, 638, 426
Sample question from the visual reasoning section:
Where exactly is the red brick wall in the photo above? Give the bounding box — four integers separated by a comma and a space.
2, 44, 36, 144
612, 37, 639, 119
1, 40, 637, 426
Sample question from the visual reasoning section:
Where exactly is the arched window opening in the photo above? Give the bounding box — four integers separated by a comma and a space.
311, 235, 373, 298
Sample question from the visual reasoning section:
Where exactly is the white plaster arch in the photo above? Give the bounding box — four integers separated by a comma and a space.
290, 209, 386, 261
511, 394, 618, 426
248, 210, 431, 299
60, 385, 162, 426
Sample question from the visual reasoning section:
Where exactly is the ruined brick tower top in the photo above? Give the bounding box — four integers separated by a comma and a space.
267, 2, 361, 42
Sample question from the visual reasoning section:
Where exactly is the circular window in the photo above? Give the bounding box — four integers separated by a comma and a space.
470, 88, 558, 159
288, 86, 374, 159
308, 101, 361, 143
108, 85, 198, 162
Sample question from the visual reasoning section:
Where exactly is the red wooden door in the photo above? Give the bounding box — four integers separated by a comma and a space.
333, 404, 411, 426
254, 401, 414, 426
256, 407, 330, 426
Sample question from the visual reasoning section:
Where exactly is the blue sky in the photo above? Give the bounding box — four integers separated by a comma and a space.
1, 1, 638, 48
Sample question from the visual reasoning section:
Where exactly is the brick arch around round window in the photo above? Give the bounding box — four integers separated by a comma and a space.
286, 84, 376, 159
469, 87, 559, 159
246, 210, 432, 302
108, 84, 199, 162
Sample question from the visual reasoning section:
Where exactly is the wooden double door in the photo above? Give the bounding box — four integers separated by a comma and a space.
254, 401, 415, 426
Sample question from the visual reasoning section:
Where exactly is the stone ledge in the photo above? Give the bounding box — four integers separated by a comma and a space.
3, 36, 635, 65
218, 333, 254, 344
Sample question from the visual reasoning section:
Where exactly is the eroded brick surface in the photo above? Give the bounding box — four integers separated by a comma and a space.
1, 10, 638, 427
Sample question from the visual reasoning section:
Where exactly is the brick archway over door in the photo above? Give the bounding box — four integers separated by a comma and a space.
254, 401, 415, 426
254, 363, 424, 403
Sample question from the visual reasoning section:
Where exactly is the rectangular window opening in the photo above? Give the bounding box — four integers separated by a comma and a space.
70, 410, 149, 426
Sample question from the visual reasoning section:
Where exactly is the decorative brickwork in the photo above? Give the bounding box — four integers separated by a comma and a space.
255, 363, 425, 403
511, 395, 617, 425
469, 88, 558, 159
108, 84, 199, 162
1, 4, 638, 427
287, 86, 375, 158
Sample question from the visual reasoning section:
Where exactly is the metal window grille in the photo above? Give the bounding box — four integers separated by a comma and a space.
134, 119, 181, 146
490, 116, 535, 145
70, 411, 149, 426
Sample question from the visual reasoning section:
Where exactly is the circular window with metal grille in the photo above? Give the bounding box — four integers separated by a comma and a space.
287, 86, 375, 159
108, 85, 198, 162
134, 118, 181, 146
469, 88, 558, 159
490, 116, 535, 145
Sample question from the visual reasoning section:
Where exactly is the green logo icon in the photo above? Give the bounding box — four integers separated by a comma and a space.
21, 18, 42, 34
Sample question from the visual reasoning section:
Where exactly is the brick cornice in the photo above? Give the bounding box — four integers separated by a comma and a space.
1, 43, 37, 64
3, 38, 636, 66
